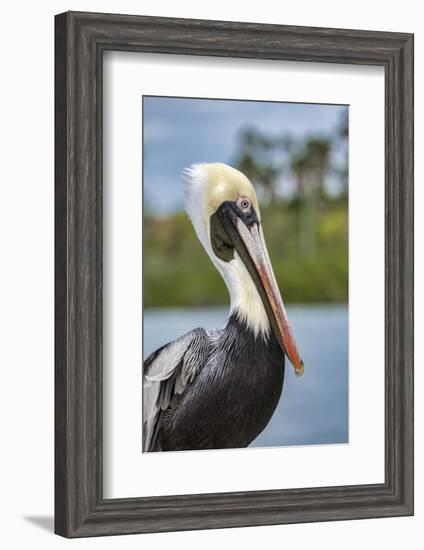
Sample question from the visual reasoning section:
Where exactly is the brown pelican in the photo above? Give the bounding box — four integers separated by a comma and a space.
143, 163, 303, 451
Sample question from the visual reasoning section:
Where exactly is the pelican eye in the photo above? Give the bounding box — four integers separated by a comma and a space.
238, 197, 251, 211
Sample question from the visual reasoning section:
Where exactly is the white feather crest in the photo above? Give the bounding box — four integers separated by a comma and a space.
182, 163, 210, 251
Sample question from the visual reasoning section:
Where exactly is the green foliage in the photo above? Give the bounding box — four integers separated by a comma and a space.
143, 200, 348, 307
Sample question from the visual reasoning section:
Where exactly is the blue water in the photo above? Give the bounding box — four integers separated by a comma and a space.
144, 305, 348, 448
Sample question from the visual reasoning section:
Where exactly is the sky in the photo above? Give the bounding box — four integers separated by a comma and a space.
143, 96, 348, 213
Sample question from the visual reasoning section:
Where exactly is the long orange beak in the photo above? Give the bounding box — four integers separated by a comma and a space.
236, 219, 304, 377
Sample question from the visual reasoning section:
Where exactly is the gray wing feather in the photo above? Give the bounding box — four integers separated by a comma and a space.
143, 328, 210, 451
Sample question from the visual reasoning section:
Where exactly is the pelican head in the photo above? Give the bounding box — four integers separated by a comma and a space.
183, 162, 304, 376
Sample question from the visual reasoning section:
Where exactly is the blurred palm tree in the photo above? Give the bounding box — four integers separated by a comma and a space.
290, 137, 331, 258
333, 111, 349, 198
235, 128, 283, 202
291, 138, 331, 197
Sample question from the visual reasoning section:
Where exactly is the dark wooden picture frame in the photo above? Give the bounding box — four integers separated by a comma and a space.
55, 11, 414, 538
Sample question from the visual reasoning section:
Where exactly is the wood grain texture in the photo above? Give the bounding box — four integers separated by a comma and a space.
54, 11, 414, 538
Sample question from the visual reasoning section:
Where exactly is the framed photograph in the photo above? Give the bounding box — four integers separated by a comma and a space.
55, 11, 414, 537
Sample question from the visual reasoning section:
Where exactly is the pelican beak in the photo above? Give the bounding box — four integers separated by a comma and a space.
211, 201, 304, 376
234, 219, 304, 377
